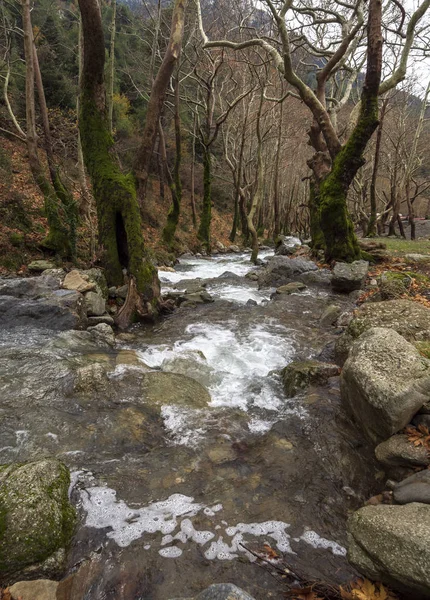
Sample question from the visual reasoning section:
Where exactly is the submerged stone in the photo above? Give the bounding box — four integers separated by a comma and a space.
282, 360, 339, 397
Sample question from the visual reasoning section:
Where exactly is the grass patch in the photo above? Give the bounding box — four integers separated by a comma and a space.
373, 237, 430, 256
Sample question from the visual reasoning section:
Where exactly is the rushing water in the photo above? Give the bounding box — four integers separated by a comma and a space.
0, 251, 380, 599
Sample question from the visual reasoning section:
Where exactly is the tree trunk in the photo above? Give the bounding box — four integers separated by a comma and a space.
247, 91, 264, 264
197, 145, 212, 252
78, 0, 159, 316
319, 0, 382, 262
135, 0, 188, 202
106, 0, 116, 135
273, 102, 283, 240
190, 112, 197, 228
162, 75, 182, 246
33, 37, 78, 258
22, 0, 73, 258
367, 97, 387, 237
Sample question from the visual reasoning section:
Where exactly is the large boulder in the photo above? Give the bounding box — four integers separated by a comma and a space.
0, 459, 75, 584
375, 435, 430, 469
258, 256, 317, 288
335, 299, 430, 364
347, 503, 430, 598
340, 327, 430, 443
84, 291, 106, 316
141, 372, 211, 408
0, 289, 86, 330
0, 276, 59, 299
331, 260, 369, 293
282, 360, 339, 397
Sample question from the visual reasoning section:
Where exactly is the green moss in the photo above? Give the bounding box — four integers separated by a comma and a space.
416, 342, 430, 360
79, 90, 159, 305
319, 95, 379, 263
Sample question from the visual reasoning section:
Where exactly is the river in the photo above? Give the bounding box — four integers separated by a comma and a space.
0, 250, 379, 599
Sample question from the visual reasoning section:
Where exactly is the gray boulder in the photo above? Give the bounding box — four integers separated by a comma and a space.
331, 260, 368, 292
0, 276, 59, 299
0, 289, 86, 330
375, 435, 430, 469
141, 372, 211, 408
84, 291, 106, 316
258, 256, 317, 288
341, 327, 430, 443
282, 360, 339, 397
393, 470, 430, 505
0, 459, 75, 584
335, 299, 430, 364
347, 503, 430, 598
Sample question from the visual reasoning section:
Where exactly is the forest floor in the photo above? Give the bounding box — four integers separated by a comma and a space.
0, 137, 235, 274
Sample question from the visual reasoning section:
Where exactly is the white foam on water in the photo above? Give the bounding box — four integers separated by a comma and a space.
79, 484, 344, 561
160, 405, 207, 447
295, 529, 346, 556
159, 251, 273, 286
205, 283, 270, 305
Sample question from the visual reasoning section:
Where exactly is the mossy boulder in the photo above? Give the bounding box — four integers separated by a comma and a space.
0, 459, 75, 585
281, 360, 339, 397
141, 372, 211, 408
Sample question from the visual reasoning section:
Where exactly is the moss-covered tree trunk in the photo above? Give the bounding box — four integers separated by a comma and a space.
197, 146, 212, 252
78, 0, 159, 312
162, 75, 182, 247
319, 0, 383, 262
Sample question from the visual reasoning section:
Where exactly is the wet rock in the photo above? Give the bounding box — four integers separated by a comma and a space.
28, 260, 55, 272
341, 327, 430, 443
335, 299, 430, 364
282, 360, 339, 397
405, 253, 430, 263
215, 241, 226, 252
319, 304, 342, 327
245, 271, 259, 281
141, 372, 211, 408
0, 459, 75, 585
62, 270, 96, 293
0, 289, 86, 330
228, 244, 241, 253
393, 470, 430, 504
0, 276, 59, 298
161, 351, 213, 387
275, 235, 301, 256
48, 324, 115, 353
276, 281, 306, 294
331, 260, 368, 293
337, 311, 353, 327
84, 291, 106, 316
8, 579, 59, 600
246, 299, 257, 306
375, 435, 430, 469
258, 256, 317, 288
347, 503, 430, 598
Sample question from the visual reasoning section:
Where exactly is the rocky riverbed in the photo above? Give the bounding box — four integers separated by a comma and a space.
1, 246, 429, 599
